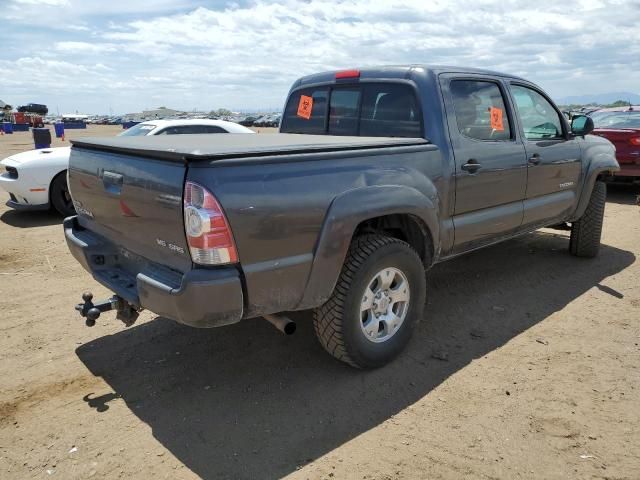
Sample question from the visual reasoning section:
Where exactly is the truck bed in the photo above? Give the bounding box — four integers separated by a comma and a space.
70, 133, 428, 163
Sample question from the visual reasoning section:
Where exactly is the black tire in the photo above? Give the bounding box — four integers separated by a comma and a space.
569, 180, 606, 258
313, 234, 427, 368
50, 172, 76, 217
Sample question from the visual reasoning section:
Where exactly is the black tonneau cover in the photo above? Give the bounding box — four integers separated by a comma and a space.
71, 133, 428, 163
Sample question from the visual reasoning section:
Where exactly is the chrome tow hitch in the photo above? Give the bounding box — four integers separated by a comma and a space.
75, 292, 140, 327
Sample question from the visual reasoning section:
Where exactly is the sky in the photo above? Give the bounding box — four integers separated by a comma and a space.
1, 0, 638, 114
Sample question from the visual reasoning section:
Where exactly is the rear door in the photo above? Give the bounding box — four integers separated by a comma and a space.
508, 84, 582, 226
441, 76, 527, 253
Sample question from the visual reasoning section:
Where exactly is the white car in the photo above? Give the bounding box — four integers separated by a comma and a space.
0, 119, 254, 216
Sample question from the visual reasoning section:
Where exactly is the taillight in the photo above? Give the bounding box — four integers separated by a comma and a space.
184, 181, 238, 265
630, 136, 640, 146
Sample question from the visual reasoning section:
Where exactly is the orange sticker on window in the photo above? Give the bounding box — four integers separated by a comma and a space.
490, 106, 504, 131
297, 95, 313, 120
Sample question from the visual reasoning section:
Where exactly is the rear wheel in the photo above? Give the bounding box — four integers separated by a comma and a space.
313, 234, 427, 368
50, 172, 75, 217
569, 180, 606, 258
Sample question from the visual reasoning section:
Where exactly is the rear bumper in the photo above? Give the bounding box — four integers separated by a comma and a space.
612, 163, 640, 178
64, 216, 244, 328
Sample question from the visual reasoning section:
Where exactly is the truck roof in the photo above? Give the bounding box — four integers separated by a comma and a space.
70, 133, 428, 163
293, 64, 528, 87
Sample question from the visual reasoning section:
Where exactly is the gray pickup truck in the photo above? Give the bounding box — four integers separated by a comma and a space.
65, 65, 619, 368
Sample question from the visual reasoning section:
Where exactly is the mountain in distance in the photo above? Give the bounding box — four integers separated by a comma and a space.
556, 91, 640, 106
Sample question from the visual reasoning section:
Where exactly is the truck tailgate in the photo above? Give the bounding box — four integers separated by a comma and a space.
68, 147, 191, 273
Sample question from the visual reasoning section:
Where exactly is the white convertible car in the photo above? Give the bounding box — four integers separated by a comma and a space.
0, 119, 254, 216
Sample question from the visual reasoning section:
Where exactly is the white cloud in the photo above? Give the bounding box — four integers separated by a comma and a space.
55, 41, 119, 53
14, 0, 69, 5
64, 24, 91, 32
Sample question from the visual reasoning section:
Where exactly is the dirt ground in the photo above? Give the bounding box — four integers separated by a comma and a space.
0, 126, 639, 479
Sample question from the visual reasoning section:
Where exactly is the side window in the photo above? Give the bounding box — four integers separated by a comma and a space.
511, 85, 563, 140
175, 125, 202, 134
450, 80, 511, 141
281, 87, 329, 134
156, 126, 191, 135
201, 125, 226, 133
360, 84, 421, 137
328, 88, 360, 135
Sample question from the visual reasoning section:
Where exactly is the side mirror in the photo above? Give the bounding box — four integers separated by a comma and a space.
571, 115, 594, 136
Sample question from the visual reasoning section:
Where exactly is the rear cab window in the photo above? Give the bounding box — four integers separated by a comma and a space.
281, 83, 422, 138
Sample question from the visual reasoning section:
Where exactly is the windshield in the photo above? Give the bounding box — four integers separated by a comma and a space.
591, 111, 640, 129
118, 123, 157, 136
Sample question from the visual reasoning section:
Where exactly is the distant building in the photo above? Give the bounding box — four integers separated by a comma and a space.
121, 107, 184, 121
141, 107, 182, 118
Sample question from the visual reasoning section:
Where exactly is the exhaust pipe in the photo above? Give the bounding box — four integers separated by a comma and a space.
263, 314, 296, 335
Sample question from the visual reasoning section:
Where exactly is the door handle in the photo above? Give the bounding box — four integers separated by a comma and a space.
461, 159, 481, 173
101, 171, 123, 195
528, 153, 541, 165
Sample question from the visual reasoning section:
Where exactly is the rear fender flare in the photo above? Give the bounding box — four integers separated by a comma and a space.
297, 184, 439, 309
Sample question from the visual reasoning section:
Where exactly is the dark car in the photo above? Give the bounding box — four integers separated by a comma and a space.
253, 115, 271, 127
17, 103, 48, 115
238, 116, 257, 127
263, 114, 281, 127
65, 65, 618, 368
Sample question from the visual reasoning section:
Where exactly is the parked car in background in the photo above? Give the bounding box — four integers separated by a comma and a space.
252, 114, 281, 127
17, 103, 48, 115
270, 114, 282, 127
238, 116, 257, 126
252, 116, 267, 127
0, 119, 254, 216
64, 65, 618, 368
590, 107, 640, 182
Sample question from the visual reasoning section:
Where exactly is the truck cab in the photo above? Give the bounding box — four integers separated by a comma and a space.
280, 66, 604, 255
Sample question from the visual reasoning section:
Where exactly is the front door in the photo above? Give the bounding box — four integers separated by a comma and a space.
442, 76, 527, 253
509, 84, 582, 227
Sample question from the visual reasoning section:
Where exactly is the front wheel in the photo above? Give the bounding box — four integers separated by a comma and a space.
569, 181, 606, 258
313, 235, 426, 368
50, 172, 76, 217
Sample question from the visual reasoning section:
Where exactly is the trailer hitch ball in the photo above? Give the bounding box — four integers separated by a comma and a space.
76, 291, 139, 327
85, 307, 101, 326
